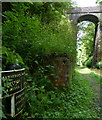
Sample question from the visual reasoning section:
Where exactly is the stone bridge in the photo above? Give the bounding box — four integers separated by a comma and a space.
66, 6, 102, 66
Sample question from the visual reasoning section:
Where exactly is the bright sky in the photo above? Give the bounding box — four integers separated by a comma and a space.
73, 0, 97, 7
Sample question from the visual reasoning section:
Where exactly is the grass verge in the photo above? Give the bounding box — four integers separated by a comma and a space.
23, 69, 100, 119
89, 71, 101, 84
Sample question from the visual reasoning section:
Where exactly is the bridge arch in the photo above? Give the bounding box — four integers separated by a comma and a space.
77, 14, 99, 25
67, 6, 102, 66
77, 14, 99, 56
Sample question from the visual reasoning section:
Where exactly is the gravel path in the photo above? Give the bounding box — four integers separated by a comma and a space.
78, 68, 101, 117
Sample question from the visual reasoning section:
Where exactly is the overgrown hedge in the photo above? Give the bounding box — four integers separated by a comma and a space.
2, 3, 77, 119
2, 2, 77, 73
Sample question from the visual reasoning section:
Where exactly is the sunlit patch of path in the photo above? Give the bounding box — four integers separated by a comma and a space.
90, 68, 102, 77
78, 68, 92, 74
78, 67, 101, 117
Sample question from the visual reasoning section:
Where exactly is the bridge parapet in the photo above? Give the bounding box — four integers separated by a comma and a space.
68, 6, 102, 14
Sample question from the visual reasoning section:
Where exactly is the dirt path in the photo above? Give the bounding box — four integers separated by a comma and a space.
78, 68, 101, 117
90, 68, 102, 77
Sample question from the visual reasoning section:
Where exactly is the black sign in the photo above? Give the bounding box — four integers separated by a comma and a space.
2, 69, 26, 117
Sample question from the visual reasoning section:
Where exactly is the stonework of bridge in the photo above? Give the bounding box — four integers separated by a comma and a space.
66, 6, 102, 66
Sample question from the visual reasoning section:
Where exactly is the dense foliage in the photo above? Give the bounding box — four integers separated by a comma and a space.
96, 0, 102, 6
77, 21, 95, 66
96, 61, 102, 69
2, 46, 24, 70
2, 2, 101, 119
2, 2, 77, 119
22, 69, 99, 119
85, 56, 93, 68
2, 2, 76, 72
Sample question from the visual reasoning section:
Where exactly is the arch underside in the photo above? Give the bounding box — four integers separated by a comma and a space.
77, 14, 99, 25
